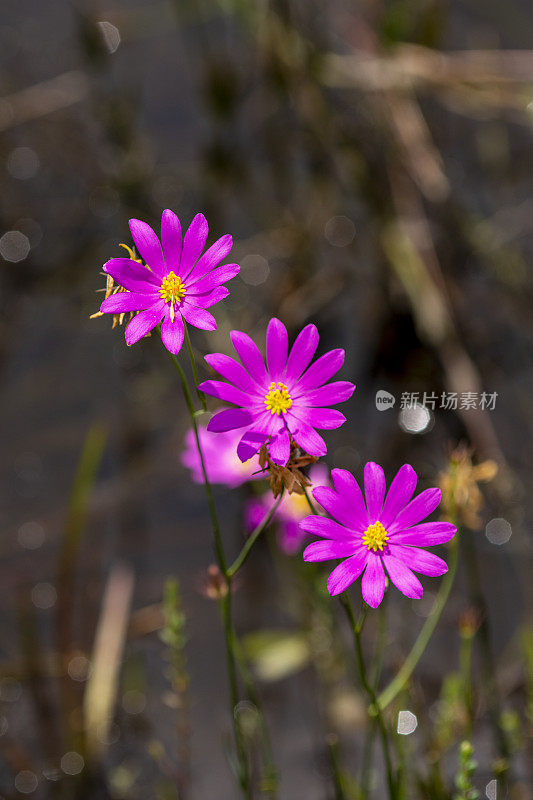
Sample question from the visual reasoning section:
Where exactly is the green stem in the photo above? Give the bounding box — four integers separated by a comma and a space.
227, 492, 285, 578
220, 590, 252, 796
169, 352, 253, 796
234, 637, 278, 797
170, 353, 227, 572
377, 537, 459, 711
183, 321, 207, 412
360, 595, 388, 794
341, 596, 397, 800
327, 734, 348, 800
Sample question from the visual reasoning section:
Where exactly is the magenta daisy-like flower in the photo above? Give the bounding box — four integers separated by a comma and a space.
198, 318, 356, 465
300, 463, 456, 607
99, 210, 239, 354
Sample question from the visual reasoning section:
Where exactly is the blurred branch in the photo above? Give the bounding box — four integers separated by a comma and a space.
0, 71, 89, 132
84, 562, 135, 761
323, 45, 533, 97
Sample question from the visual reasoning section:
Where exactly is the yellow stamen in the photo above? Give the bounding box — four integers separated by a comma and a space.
119, 243, 143, 263
264, 382, 292, 415
362, 520, 389, 552
159, 271, 186, 322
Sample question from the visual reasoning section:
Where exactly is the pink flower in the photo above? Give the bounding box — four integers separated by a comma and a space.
100, 210, 239, 354
199, 318, 355, 466
246, 465, 330, 554
181, 426, 263, 488
300, 463, 456, 607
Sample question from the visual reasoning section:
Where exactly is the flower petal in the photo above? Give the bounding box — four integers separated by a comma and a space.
291, 407, 346, 430
198, 380, 251, 407
188, 262, 240, 294
180, 303, 217, 331
296, 349, 345, 392
230, 331, 269, 385
161, 209, 182, 271
204, 354, 263, 395
299, 516, 354, 541
180, 213, 209, 277
303, 381, 356, 406
291, 422, 327, 458
327, 550, 368, 596
330, 469, 368, 529
382, 554, 423, 599
104, 258, 160, 290
191, 287, 229, 308
124, 301, 165, 346
207, 408, 253, 432
160, 310, 185, 354
381, 464, 417, 528
266, 318, 288, 381
285, 324, 319, 383
389, 545, 448, 576
389, 488, 442, 533
361, 556, 386, 608
268, 430, 291, 465
101, 292, 158, 314
303, 540, 358, 562
185, 234, 233, 283
129, 219, 166, 276
237, 429, 269, 462
391, 521, 457, 546
364, 462, 386, 523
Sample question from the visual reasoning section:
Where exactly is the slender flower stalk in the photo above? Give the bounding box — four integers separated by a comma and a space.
169, 352, 253, 796
170, 354, 227, 572
360, 595, 388, 793
183, 321, 207, 412
340, 596, 398, 800
228, 492, 285, 578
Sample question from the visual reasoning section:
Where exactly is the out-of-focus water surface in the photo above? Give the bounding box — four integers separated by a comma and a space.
1, 0, 532, 798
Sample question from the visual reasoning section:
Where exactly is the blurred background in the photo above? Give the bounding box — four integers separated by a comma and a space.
1, 0, 532, 797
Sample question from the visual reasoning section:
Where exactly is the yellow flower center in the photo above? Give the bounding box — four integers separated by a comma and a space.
264, 382, 292, 415
159, 271, 186, 322
362, 520, 389, 552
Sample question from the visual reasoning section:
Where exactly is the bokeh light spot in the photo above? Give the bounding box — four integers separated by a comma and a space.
324, 215, 356, 247
485, 778, 497, 799
67, 656, 91, 682
0, 231, 30, 262
485, 518, 512, 545
17, 521, 45, 550
14, 771, 38, 794
122, 690, 146, 714
398, 404, 432, 434
60, 752, 84, 776
97, 21, 120, 53
31, 583, 57, 609
7, 147, 40, 180
397, 710, 418, 735
240, 254, 270, 286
